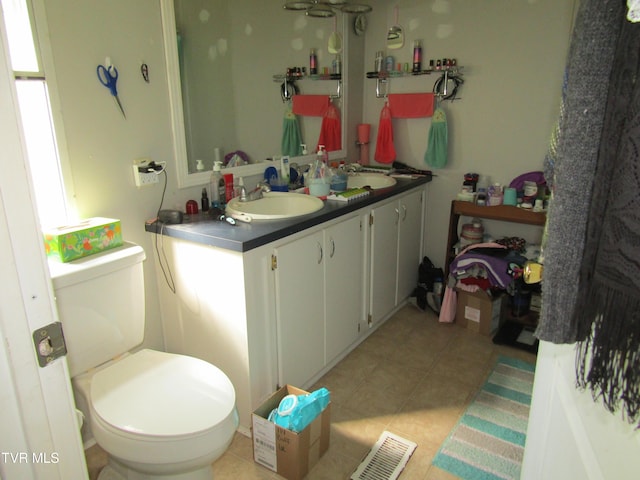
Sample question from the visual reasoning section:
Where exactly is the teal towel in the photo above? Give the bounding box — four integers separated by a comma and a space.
282, 109, 302, 157
425, 107, 448, 168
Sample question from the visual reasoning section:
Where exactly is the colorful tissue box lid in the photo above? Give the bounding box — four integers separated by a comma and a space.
44, 217, 122, 262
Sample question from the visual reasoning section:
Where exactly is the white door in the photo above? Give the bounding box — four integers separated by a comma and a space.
0, 16, 87, 480
274, 231, 325, 387
325, 215, 363, 362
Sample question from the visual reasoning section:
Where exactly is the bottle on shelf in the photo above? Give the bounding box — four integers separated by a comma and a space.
201, 187, 209, 212
412, 40, 422, 73
487, 183, 504, 206
309, 48, 318, 75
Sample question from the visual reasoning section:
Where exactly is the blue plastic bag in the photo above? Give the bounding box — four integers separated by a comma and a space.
268, 387, 330, 433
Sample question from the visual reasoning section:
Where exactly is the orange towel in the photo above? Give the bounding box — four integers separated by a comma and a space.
388, 93, 435, 118
292, 95, 330, 116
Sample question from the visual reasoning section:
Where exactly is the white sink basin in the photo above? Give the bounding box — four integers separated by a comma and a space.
347, 173, 397, 190
226, 192, 324, 221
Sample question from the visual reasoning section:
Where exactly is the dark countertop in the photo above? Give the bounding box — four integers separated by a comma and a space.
145, 176, 431, 252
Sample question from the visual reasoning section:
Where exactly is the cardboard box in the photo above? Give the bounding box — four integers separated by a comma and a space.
456, 289, 505, 336
252, 385, 330, 480
44, 217, 122, 262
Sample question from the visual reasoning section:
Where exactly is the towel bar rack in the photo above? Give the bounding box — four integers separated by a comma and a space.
273, 73, 342, 101
367, 67, 464, 100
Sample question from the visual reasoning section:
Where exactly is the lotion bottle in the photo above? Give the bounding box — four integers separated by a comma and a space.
210, 161, 223, 208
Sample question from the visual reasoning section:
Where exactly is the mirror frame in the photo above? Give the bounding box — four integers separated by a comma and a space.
160, 0, 349, 188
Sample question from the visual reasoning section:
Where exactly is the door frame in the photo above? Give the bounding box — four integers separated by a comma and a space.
0, 9, 87, 479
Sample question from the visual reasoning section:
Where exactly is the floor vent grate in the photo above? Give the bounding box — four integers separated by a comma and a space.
350, 431, 417, 480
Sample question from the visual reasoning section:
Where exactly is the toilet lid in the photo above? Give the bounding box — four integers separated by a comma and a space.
91, 349, 236, 437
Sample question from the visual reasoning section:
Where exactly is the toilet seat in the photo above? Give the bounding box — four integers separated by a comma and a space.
91, 349, 236, 438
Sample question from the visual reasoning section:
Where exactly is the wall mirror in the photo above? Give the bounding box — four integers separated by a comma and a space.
160, 0, 349, 188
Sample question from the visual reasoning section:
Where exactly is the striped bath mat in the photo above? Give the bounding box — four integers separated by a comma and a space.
432, 356, 535, 480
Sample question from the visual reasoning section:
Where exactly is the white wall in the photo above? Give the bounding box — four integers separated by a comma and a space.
522, 342, 640, 479
361, 0, 576, 267
40, 0, 176, 352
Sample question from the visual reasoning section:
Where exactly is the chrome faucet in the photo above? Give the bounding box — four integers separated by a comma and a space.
239, 181, 271, 202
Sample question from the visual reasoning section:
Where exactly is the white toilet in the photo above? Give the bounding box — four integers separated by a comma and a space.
49, 242, 238, 480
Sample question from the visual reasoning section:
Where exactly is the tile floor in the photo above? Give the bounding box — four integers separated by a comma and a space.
85, 304, 537, 480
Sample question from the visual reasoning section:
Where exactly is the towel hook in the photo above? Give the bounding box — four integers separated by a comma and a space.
329, 79, 342, 99
376, 77, 388, 98
280, 77, 299, 102
433, 70, 464, 101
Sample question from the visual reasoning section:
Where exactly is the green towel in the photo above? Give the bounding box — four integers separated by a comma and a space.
425, 107, 448, 168
281, 108, 302, 157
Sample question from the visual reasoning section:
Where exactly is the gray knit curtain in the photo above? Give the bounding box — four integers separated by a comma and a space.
538, 0, 640, 426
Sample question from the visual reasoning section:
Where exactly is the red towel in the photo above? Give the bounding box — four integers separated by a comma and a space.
388, 93, 434, 118
374, 103, 396, 164
292, 95, 330, 116
317, 104, 342, 151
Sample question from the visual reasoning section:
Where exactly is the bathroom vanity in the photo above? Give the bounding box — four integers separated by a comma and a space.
146, 177, 429, 432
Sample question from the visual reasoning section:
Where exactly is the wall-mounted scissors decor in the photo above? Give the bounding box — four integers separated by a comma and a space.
97, 57, 126, 118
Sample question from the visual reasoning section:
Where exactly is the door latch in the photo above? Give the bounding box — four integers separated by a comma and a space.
32, 322, 67, 367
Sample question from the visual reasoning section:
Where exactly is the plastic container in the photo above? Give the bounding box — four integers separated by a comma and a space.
309, 181, 331, 197
306, 146, 332, 196
476, 187, 487, 206
269, 176, 289, 192
487, 183, 503, 206
503, 187, 517, 206
268, 387, 330, 433
330, 171, 347, 191
385, 55, 394, 72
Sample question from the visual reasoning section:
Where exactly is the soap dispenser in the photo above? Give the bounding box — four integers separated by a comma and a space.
210, 161, 223, 208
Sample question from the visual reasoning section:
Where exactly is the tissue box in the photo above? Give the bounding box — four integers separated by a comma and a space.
44, 218, 122, 262
252, 385, 331, 480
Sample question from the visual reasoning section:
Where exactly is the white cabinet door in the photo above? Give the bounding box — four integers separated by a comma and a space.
369, 199, 400, 325
396, 189, 423, 303
369, 188, 425, 325
325, 215, 364, 363
274, 231, 325, 387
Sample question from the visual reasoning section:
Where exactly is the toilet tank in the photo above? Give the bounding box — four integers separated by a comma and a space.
48, 242, 146, 377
